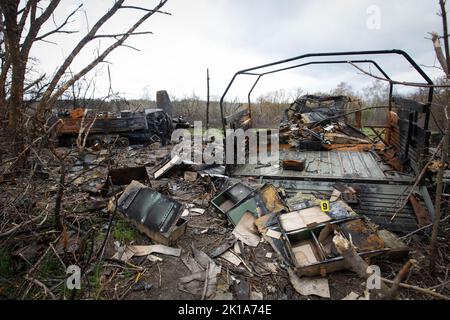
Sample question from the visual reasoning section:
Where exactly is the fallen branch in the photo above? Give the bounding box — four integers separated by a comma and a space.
349, 62, 450, 88
24, 275, 57, 300
400, 214, 450, 240
333, 232, 391, 299
388, 259, 416, 299
381, 278, 450, 300
21, 237, 61, 300
0, 212, 46, 239
201, 263, 210, 300
427, 280, 450, 291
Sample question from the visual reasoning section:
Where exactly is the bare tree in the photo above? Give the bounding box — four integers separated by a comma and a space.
429, 0, 450, 270
0, 0, 170, 142
432, 0, 450, 76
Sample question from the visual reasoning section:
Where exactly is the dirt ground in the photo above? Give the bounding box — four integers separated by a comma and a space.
0, 143, 449, 300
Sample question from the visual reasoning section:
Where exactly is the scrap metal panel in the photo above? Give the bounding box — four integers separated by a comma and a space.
232, 150, 412, 183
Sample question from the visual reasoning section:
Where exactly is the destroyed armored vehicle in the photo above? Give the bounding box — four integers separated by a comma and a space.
56, 108, 174, 147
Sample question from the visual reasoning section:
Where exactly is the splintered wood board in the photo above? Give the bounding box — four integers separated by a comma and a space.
279, 207, 332, 232
292, 240, 320, 267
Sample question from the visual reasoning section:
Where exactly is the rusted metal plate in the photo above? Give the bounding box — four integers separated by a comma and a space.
409, 194, 431, 227
282, 160, 305, 171
57, 116, 148, 134
232, 150, 412, 183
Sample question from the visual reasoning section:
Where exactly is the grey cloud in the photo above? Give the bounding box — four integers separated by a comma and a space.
29, 0, 445, 100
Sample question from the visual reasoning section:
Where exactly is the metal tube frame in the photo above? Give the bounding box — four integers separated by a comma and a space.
219, 50, 434, 139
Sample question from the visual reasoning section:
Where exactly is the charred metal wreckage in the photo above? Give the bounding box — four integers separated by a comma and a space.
57, 50, 446, 299
219, 49, 436, 233
55, 91, 190, 148
209, 50, 438, 277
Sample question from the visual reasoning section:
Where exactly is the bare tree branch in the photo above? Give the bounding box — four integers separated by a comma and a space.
348, 62, 450, 88
21, 0, 61, 60
17, 0, 33, 35
120, 5, 171, 15
34, 3, 82, 43
42, 0, 169, 110
432, 32, 449, 73
37, 0, 126, 115
439, 0, 450, 77
93, 31, 153, 39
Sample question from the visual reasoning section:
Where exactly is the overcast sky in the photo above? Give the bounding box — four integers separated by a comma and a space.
31, 0, 444, 101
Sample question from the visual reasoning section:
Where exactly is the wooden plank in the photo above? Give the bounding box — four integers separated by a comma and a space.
409, 194, 431, 227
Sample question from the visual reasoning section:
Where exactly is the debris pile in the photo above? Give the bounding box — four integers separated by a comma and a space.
98, 152, 413, 300
279, 95, 381, 152
1, 95, 448, 300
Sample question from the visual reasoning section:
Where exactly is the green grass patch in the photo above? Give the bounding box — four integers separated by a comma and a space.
0, 247, 13, 278
362, 127, 386, 140
38, 255, 65, 279
89, 263, 104, 299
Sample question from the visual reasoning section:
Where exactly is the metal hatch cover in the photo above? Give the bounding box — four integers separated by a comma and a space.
118, 181, 183, 234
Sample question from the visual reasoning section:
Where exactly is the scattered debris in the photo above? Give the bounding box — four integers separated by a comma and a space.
266, 229, 282, 240
184, 171, 198, 182
208, 238, 237, 258
288, 268, 330, 299
219, 250, 242, 266
279, 207, 332, 231
250, 291, 264, 300
282, 159, 305, 172
113, 244, 181, 262
153, 155, 182, 179
341, 291, 367, 300
232, 212, 261, 247
132, 282, 154, 292
105, 166, 151, 188
117, 180, 188, 245
178, 246, 221, 299
211, 182, 287, 225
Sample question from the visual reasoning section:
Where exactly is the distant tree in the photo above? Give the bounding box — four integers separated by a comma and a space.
429, 0, 450, 270
332, 81, 353, 96
360, 80, 389, 107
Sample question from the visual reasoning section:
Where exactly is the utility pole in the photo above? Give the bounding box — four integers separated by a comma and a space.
206, 68, 210, 130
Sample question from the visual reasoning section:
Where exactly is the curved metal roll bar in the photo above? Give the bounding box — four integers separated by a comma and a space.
219, 49, 434, 135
